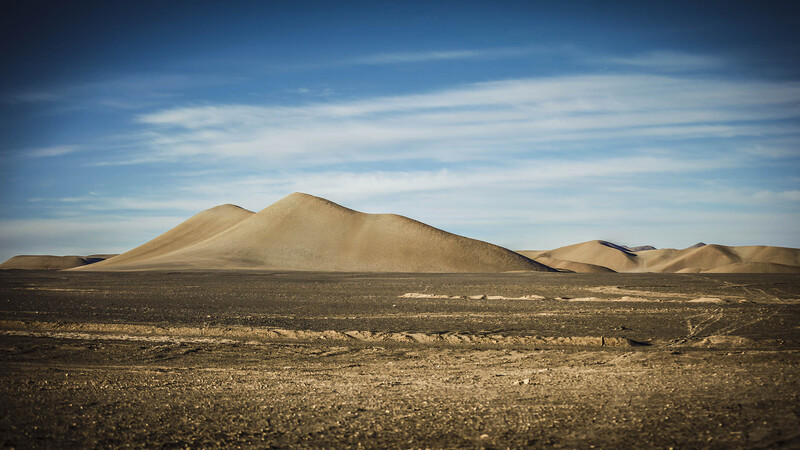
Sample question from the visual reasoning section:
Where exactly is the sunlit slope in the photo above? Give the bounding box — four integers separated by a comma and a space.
521, 240, 637, 272
79, 204, 254, 269
516, 252, 616, 273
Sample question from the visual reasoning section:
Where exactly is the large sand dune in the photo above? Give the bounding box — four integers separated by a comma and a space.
518, 240, 800, 273
77, 193, 552, 273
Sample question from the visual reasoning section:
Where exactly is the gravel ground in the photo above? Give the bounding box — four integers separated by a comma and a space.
1, 270, 799, 448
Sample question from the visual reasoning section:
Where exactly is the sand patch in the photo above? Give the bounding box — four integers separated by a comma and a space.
557, 296, 654, 302
16, 287, 100, 293
0, 320, 642, 348
585, 286, 690, 299
687, 297, 728, 304
690, 335, 759, 347
399, 293, 546, 301
584, 286, 748, 303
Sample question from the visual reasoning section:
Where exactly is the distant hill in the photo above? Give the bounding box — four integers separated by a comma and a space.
518, 240, 800, 273
0, 254, 117, 270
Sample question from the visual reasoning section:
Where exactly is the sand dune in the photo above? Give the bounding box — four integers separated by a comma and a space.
733, 245, 800, 267
517, 253, 616, 273
78, 193, 553, 273
649, 244, 742, 273
636, 248, 682, 268
704, 262, 800, 274
519, 241, 800, 273
523, 240, 638, 273
1, 255, 100, 270
85, 204, 254, 269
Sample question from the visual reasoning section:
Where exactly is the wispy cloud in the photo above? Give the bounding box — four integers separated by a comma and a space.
25, 145, 79, 158
345, 47, 537, 65
271, 46, 547, 71
351, 50, 482, 65
3, 73, 236, 111
603, 50, 726, 71
126, 73, 800, 166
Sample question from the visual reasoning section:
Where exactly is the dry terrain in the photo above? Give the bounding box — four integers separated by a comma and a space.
1, 270, 799, 448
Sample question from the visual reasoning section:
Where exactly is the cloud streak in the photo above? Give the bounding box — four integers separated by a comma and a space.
128, 73, 800, 167
25, 145, 79, 158
344, 47, 539, 65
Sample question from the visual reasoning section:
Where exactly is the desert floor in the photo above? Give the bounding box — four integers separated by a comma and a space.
1, 271, 799, 448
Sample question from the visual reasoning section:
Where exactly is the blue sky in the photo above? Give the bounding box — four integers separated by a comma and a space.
1, 0, 800, 259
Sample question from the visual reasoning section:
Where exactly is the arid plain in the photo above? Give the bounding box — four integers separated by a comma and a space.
1, 194, 800, 447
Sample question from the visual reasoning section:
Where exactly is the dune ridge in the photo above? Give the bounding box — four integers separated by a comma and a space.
76, 193, 553, 273
519, 240, 639, 273
518, 240, 800, 273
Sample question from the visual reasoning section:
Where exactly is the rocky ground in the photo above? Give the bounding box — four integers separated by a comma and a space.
1, 270, 799, 448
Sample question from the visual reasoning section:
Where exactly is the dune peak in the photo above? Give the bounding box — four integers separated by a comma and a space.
212, 203, 250, 211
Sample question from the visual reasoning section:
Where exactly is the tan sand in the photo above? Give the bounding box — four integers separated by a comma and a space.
732, 245, 800, 266
85, 204, 254, 269
78, 193, 553, 273
521, 240, 639, 272
704, 262, 800, 273
518, 253, 616, 273
648, 244, 742, 273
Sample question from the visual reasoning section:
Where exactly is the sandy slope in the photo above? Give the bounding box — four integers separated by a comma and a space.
79, 193, 552, 273
84, 204, 254, 269
704, 262, 800, 273
646, 244, 741, 272
522, 241, 639, 272
516, 253, 616, 273
518, 240, 800, 273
